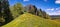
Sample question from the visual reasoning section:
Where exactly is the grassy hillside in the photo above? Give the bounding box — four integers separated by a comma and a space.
2, 13, 60, 27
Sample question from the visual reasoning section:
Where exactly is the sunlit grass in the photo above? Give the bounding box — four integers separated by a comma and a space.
2, 13, 60, 27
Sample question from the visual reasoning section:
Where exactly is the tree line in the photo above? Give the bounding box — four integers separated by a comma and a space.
0, 0, 51, 26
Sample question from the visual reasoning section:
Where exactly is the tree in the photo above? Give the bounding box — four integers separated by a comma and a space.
0, 0, 2, 20
15, 2, 24, 14
33, 5, 37, 15
10, 2, 24, 18
0, 0, 13, 26
42, 11, 50, 19
36, 9, 51, 19
25, 5, 38, 15
37, 9, 43, 17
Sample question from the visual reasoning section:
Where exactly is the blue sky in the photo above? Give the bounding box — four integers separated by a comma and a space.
8, 0, 60, 15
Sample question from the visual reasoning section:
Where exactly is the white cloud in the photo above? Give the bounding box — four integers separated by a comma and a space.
46, 11, 60, 15
46, 7, 60, 15
55, 0, 60, 4
49, 12, 60, 15
56, 7, 60, 10
47, 8, 54, 11
57, 11, 60, 13
23, 0, 29, 2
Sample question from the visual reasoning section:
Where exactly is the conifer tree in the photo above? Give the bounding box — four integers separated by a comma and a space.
0, 0, 13, 26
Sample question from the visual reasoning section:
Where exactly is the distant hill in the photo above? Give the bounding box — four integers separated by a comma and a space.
50, 15, 60, 19
2, 13, 60, 27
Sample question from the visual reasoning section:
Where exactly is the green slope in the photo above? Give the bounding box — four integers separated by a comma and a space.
2, 13, 60, 27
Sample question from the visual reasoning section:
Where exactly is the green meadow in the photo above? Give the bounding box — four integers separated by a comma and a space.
2, 13, 60, 27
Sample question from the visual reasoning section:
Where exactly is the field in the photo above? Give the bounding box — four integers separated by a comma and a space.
2, 13, 60, 27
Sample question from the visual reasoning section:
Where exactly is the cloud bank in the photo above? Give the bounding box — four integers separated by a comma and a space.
55, 0, 60, 4
46, 7, 60, 15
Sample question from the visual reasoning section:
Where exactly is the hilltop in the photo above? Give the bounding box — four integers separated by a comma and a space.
2, 13, 60, 27
0, 2, 51, 26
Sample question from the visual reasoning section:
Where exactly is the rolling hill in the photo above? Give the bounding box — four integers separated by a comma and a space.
2, 13, 60, 27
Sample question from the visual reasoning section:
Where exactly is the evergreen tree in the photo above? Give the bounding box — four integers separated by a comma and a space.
33, 5, 37, 15
38, 9, 43, 17
42, 11, 50, 19
42, 11, 46, 18
0, 0, 13, 26
0, 0, 2, 21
